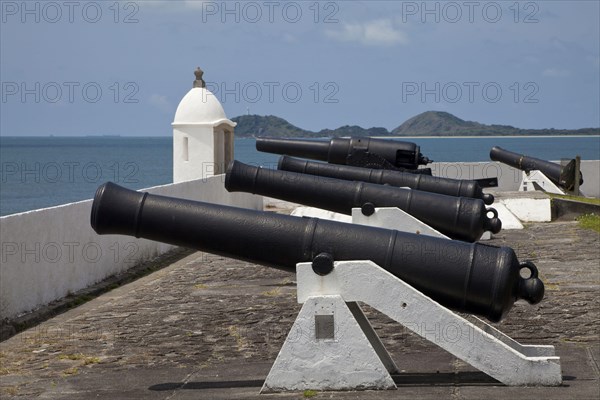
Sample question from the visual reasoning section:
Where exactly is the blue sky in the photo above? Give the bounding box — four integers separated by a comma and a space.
1, 0, 599, 136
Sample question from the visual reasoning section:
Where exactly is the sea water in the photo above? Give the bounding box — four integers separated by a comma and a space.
1, 136, 598, 216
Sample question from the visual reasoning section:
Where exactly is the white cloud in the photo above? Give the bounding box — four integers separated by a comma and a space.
542, 68, 571, 77
325, 19, 408, 47
148, 94, 173, 114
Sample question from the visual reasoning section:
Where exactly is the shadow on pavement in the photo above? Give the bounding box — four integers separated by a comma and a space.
392, 371, 498, 386
148, 371, 502, 392
149, 380, 264, 391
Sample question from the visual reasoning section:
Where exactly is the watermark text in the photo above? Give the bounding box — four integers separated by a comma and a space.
1, 241, 139, 264
401, 81, 540, 104
1, 161, 140, 184
198, 1, 339, 24
1, 1, 139, 24
204, 81, 340, 104
399, 1, 539, 24
1, 81, 140, 104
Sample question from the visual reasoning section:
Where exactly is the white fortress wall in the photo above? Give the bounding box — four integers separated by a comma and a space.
0, 176, 262, 320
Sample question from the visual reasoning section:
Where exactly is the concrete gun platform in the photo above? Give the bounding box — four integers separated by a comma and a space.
1, 220, 598, 399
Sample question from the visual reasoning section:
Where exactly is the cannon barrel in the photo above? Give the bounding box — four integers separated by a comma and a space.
490, 146, 583, 191
256, 136, 432, 170
225, 161, 501, 242
278, 155, 495, 205
91, 182, 544, 322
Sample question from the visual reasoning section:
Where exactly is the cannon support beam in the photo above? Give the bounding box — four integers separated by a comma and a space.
262, 260, 561, 392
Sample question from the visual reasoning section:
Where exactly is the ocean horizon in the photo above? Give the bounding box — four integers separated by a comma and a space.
1, 135, 599, 216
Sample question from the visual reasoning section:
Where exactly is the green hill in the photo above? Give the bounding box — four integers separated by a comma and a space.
316, 125, 390, 138
231, 115, 391, 138
231, 112, 599, 138
391, 111, 485, 135
230, 115, 311, 137
392, 111, 599, 136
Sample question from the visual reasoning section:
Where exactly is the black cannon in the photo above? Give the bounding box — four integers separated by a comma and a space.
91, 182, 544, 322
225, 161, 501, 242
490, 146, 583, 191
256, 136, 432, 172
278, 155, 495, 205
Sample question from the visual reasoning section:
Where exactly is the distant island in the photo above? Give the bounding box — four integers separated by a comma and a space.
231, 111, 600, 138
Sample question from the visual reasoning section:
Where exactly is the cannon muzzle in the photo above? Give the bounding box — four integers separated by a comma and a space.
256, 136, 432, 170
490, 146, 583, 191
225, 161, 501, 242
278, 155, 494, 205
91, 182, 544, 322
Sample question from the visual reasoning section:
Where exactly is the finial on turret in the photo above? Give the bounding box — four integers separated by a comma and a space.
193, 67, 205, 88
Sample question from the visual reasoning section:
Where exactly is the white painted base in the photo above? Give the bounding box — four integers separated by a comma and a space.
263, 260, 562, 392
479, 231, 492, 240
290, 206, 352, 223
292, 261, 562, 388
503, 198, 552, 222
493, 203, 525, 230
520, 170, 565, 195
261, 295, 397, 393
263, 201, 561, 391
351, 207, 449, 239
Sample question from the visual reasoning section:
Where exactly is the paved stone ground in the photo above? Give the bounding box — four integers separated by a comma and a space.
1, 220, 598, 399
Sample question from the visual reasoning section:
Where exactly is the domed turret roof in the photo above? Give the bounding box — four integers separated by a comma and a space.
172, 68, 236, 127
